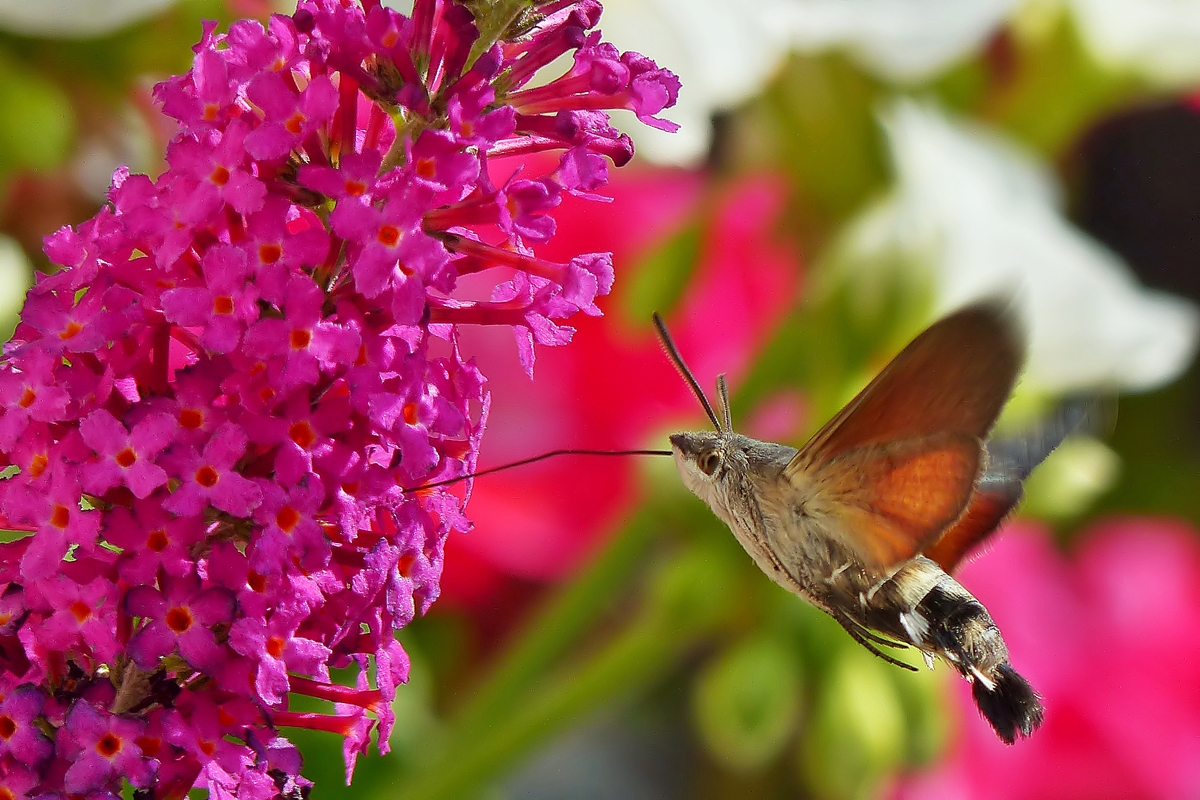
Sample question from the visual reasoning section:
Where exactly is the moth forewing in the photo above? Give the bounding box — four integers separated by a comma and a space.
790, 302, 1022, 466
805, 434, 984, 570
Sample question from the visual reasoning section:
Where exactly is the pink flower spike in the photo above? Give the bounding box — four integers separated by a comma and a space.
0, 0, 677, 791
243, 274, 361, 390
299, 149, 386, 205
0, 349, 70, 451
406, 129, 480, 197
9, 467, 101, 582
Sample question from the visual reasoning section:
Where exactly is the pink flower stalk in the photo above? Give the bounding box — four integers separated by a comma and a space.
894, 519, 1200, 800
0, 0, 677, 795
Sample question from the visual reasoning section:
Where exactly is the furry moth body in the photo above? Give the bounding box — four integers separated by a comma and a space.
658, 303, 1088, 744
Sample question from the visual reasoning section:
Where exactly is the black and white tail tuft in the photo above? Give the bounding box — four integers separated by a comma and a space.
971, 663, 1044, 744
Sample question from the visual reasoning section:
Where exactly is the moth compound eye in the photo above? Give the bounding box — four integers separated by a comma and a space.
698, 449, 722, 476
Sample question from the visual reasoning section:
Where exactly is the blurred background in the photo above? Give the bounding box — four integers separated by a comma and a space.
5, 0, 1200, 797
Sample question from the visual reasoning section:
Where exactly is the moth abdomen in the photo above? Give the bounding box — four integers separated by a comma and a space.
915, 580, 1044, 744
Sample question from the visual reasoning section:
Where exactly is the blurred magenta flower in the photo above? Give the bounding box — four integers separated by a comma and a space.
0, 0, 677, 794
896, 518, 1200, 800
440, 170, 801, 608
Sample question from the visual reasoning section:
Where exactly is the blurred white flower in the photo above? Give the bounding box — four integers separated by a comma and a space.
840, 100, 1198, 392
599, 0, 1026, 164
598, 0, 790, 164
1066, 0, 1200, 86
778, 0, 1022, 82
0, 0, 176, 38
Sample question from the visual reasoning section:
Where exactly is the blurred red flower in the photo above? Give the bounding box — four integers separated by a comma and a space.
896, 518, 1200, 799
439, 168, 801, 610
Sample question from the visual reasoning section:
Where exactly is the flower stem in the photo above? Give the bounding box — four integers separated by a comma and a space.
465, 0, 535, 70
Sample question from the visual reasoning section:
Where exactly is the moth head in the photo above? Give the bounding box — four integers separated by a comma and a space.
654, 311, 740, 503
669, 430, 729, 496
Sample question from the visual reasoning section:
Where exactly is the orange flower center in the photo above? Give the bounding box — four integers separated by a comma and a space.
147, 528, 169, 552
195, 465, 219, 488
258, 243, 283, 264
276, 506, 301, 534
50, 504, 70, 530
137, 734, 162, 758
377, 224, 400, 247
248, 571, 267, 593
96, 732, 123, 758
290, 329, 312, 350
115, 448, 137, 468
29, 453, 49, 479
165, 606, 193, 633
289, 420, 316, 449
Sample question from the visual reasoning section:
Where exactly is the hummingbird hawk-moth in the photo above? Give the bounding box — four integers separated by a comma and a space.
658, 302, 1095, 744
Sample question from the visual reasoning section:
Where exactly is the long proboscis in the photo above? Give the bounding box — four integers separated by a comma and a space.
403, 448, 673, 493
652, 312, 722, 431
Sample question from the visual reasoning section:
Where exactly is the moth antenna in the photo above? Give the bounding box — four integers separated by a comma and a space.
402, 448, 673, 493
716, 373, 733, 432
652, 312, 722, 431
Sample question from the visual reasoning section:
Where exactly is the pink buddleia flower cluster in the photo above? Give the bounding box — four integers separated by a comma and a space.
0, 0, 678, 796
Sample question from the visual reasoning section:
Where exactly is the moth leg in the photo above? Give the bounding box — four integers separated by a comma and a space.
838, 613, 908, 649
855, 627, 908, 650
847, 627, 918, 671
834, 614, 918, 672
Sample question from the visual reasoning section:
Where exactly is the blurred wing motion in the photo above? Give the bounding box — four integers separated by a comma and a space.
925, 396, 1114, 572
786, 303, 1024, 569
